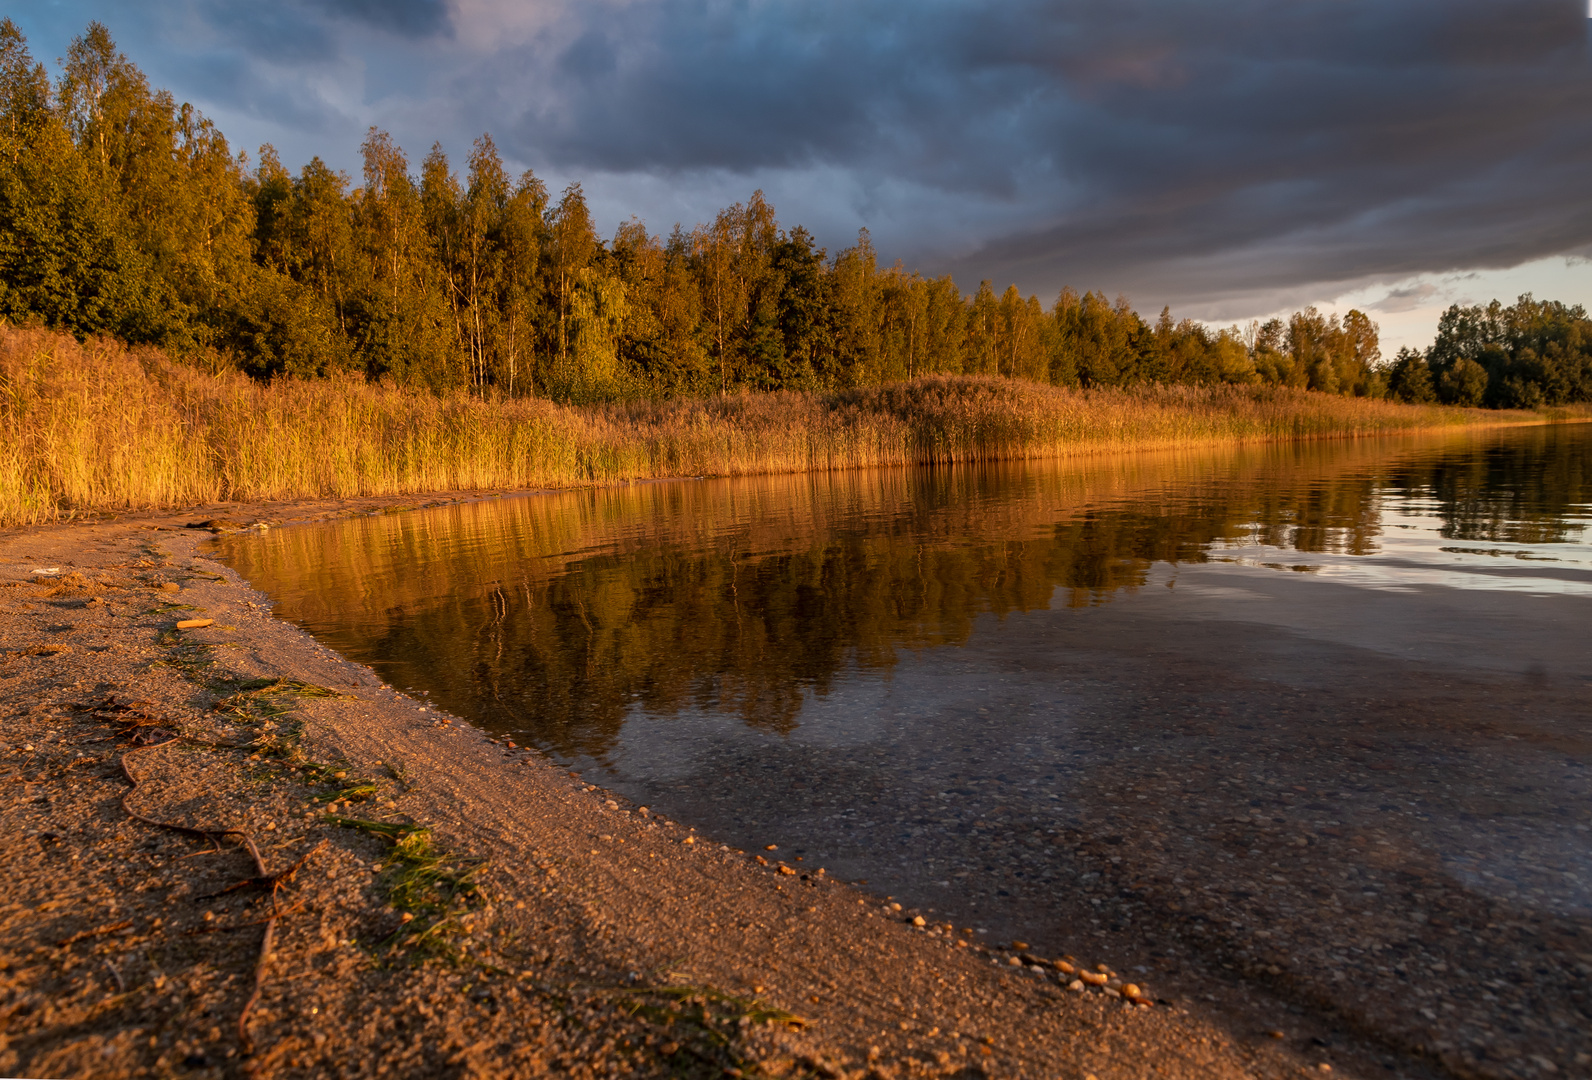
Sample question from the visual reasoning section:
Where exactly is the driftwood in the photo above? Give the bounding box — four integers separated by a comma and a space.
118, 728, 322, 1056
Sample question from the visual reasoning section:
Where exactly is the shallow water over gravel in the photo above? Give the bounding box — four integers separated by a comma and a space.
220, 424, 1592, 1078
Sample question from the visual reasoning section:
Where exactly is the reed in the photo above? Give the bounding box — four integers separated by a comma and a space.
0, 325, 1555, 527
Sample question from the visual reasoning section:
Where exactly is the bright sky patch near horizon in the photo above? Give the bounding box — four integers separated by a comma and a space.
15, 1, 1592, 355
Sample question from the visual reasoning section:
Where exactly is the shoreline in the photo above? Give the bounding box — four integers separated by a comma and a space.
0, 503, 1446, 1079
7, 320, 1577, 529
13, 411, 1580, 535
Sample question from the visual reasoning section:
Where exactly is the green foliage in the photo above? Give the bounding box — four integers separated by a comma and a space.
1420, 295, 1592, 409
330, 816, 486, 961
2, 22, 1585, 410
1388, 347, 1435, 404
1438, 356, 1490, 407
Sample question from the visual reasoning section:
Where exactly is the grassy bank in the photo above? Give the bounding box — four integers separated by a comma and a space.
0, 325, 1554, 526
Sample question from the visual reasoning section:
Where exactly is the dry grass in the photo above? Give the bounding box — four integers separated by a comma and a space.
0, 325, 1550, 526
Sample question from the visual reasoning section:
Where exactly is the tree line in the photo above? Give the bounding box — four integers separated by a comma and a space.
1385, 296, 1592, 409
2, 21, 1587, 408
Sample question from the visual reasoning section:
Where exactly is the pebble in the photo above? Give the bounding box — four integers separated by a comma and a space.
912, 915, 926, 926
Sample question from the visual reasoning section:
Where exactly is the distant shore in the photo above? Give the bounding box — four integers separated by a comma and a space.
2, 324, 1569, 529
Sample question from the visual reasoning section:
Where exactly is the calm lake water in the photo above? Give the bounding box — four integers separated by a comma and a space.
220, 424, 1592, 746
217, 423, 1592, 1071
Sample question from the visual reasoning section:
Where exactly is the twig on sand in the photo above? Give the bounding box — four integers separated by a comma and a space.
182, 901, 306, 935
56, 920, 133, 948
117, 731, 323, 1057
238, 920, 275, 1057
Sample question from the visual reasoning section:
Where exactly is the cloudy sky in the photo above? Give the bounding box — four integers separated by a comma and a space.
15, 0, 1592, 350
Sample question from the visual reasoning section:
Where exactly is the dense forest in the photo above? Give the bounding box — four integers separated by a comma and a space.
2, 22, 1588, 408
1384, 296, 1592, 409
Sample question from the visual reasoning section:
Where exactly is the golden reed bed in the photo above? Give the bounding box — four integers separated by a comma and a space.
0, 325, 1556, 526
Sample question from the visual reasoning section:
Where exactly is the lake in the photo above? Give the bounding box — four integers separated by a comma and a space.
217, 422, 1592, 1076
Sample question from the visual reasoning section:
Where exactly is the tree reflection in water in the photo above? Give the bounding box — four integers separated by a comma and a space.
220, 423, 1588, 758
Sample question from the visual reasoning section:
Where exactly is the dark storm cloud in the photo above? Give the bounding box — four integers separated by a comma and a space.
191, 5, 343, 67
195, 0, 450, 65
316, 0, 452, 40
465, 0, 1592, 306
496, 2, 1037, 187
19, 0, 1591, 309
119, 0, 454, 150
1370, 284, 1440, 315
939, 0, 1592, 305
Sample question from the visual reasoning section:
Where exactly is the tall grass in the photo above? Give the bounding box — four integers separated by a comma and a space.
0, 325, 1554, 526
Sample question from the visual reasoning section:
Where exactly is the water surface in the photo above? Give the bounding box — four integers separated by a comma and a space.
221, 425, 1592, 751
219, 423, 1592, 1075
